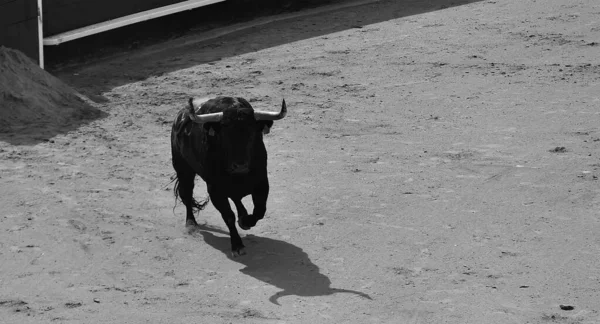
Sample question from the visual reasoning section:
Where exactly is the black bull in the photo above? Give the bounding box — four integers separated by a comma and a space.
171, 96, 287, 256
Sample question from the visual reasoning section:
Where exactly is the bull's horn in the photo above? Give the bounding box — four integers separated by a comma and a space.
191, 112, 223, 124
188, 97, 223, 124
254, 99, 287, 121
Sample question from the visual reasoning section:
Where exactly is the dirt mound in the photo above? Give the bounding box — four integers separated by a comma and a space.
0, 46, 102, 130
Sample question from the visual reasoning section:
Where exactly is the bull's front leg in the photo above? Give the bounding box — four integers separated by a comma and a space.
252, 179, 269, 221
232, 199, 251, 230
208, 186, 245, 257
238, 179, 269, 230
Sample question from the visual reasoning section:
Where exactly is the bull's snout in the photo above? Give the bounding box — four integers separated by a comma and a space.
229, 163, 250, 174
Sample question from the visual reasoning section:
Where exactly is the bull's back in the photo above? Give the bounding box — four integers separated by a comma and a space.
197, 96, 253, 114
171, 108, 210, 180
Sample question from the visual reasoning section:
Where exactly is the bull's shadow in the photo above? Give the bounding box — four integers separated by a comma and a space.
189, 224, 371, 305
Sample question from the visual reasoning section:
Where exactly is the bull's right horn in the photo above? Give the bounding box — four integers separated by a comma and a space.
254, 99, 287, 121
188, 97, 223, 124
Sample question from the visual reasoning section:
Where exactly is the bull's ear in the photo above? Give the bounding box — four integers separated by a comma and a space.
262, 125, 270, 134
259, 120, 274, 130
258, 121, 274, 134
203, 123, 220, 136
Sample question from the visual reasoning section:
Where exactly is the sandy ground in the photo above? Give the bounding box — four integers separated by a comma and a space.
2, 0, 600, 323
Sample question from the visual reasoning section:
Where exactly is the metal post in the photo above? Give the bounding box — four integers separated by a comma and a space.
37, 0, 44, 68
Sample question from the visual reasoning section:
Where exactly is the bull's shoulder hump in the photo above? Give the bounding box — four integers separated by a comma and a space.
235, 97, 254, 110
199, 96, 238, 114
191, 97, 212, 111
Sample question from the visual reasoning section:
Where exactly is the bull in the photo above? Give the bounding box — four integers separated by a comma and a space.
171, 96, 287, 256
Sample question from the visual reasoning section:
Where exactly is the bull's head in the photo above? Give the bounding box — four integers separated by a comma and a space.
188, 97, 287, 175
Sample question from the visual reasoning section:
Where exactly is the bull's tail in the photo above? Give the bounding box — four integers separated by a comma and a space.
172, 173, 210, 213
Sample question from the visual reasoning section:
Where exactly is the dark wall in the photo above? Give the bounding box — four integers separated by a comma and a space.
43, 0, 190, 35
0, 0, 39, 63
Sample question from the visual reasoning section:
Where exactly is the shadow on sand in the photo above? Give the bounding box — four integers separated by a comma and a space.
0, 110, 108, 146
189, 223, 371, 305
48, 0, 483, 97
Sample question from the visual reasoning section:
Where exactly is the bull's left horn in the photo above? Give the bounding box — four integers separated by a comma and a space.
254, 99, 287, 121
191, 112, 223, 124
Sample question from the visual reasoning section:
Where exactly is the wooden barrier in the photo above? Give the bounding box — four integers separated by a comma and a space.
43, 0, 225, 46
0, 0, 41, 65
1, 0, 226, 68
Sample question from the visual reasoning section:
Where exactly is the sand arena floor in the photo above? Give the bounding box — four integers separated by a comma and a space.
1, 0, 600, 322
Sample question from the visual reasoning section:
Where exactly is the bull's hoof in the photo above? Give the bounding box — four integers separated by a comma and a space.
185, 219, 199, 228
231, 247, 246, 257
238, 220, 251, 230
238, 215, 259, 230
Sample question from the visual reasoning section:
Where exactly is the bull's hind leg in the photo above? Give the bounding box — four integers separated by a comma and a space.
208, 187, 245, 257
172, 158, 199, 227
180, 174, 198, 227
